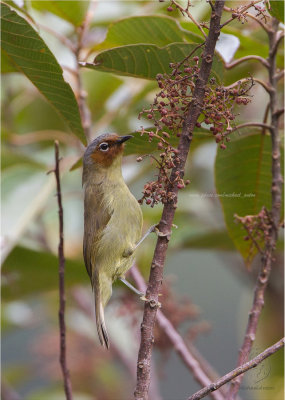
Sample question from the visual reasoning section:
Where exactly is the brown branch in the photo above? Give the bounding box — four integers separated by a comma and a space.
231, 122, 273, 133
54, 140, 73, 400
130, 266, 225, 400
134, 2, 225, 399
225, 55, 269, 69
275, 69, 285, 81
187, 338, 284, 400
228, 18, 284, 399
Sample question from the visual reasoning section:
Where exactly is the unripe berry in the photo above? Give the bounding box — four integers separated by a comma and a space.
147, 114, 152, 119
167, 6, 173, 12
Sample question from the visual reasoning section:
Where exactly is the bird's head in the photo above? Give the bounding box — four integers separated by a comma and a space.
83, 133, 133, 169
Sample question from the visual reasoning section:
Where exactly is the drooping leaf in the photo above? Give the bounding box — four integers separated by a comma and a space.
31, 0, 90, 26
215, 131, 283, 266
94, 15, 203, 51
82, 43, 223, 82
1, 3, 86, 145
2, 246, 86, 300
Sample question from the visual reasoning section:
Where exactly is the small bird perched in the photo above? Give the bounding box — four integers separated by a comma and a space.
82, 133, 143, 349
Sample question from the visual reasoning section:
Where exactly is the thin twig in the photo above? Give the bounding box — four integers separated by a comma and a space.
172, 0, 207, 39
246, 12, 271, 33
188, 338, 284, 400
220, 1, 261, 29
230, 122, 273, 133
38, 23, 76, 52
225, 55, 269, 69
228, 18, 284, 399
224, 78, 272, 94
130, 266, 225, 400
54, 140, 73, 400
134, 2, 225, 399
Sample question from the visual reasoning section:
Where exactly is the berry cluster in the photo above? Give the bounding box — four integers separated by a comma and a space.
201, 80, 252, 149
138, 56, 201, 138
139, 58, 251, 151
137, 55, 251, 206
137, 148, 190, 207
235, 207, 272, 255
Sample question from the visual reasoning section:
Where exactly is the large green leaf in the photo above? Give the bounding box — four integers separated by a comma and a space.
94, 15, 203, 51
215, 132, 283, 266
31, 0, 90, 26
1, 3, 86, 145
83, 43, 223, 81
2, 246, 86, 300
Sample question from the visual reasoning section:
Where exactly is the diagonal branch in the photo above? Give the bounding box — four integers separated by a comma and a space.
188, 337, 284, 400
53, 140, 73, 400
130, 266, 225, 400
134, 2, 225, 399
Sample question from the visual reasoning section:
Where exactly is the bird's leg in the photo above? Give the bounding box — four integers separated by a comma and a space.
118, 277, 144, 297
133, 224, 158, 251
122, 225, 157, 258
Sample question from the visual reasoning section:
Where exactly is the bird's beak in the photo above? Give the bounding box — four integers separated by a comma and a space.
117, 135, 133, 144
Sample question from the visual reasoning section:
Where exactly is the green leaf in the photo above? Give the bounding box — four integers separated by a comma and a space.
215, 132, 283, 266
83, 43, 223, 81
2, 246, 86, 300
1, 3, 86, 145
124, 128, 212, 155
94, 15, 203, 51
268, 1, 284, 22
1, 47, 18, 73
31, 0, 90, 26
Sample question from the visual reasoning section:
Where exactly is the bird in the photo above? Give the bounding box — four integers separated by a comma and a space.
82, 133, 144, 349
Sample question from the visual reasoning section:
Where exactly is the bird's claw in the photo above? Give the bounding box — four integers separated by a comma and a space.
154, 226, 172, 239
140, 296, 161, 308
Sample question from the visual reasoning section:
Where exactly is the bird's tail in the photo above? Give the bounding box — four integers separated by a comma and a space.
94, 288, 109, 349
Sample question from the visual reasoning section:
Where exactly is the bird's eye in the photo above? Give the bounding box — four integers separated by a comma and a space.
99, 142, 109, 152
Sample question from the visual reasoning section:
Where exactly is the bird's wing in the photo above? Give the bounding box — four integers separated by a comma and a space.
83, 186, 111, 284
